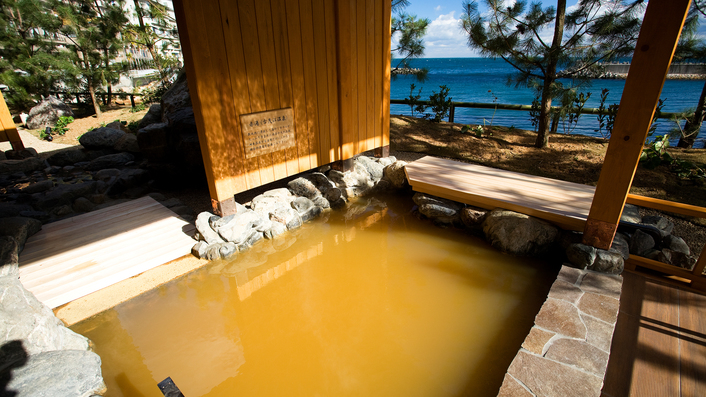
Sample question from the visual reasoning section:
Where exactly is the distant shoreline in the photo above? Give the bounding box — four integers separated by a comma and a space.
392, 59, 706, 80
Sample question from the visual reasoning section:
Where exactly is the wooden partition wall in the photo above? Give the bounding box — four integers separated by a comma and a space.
172, 0, 391, 215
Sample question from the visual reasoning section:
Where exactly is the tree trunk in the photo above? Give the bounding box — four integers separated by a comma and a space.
678, 79, 706, 148
88, 79, 102, 117
133, 0, 164, 78
534, 0, 566, 148
535, 82, 553, 147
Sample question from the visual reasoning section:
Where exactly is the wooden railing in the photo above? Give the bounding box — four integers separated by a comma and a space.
50, 91, 144, 108
390, 99, 689, 124
624, 194, 706, 291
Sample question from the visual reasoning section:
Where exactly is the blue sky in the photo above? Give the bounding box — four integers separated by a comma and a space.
395, 1, 653, 58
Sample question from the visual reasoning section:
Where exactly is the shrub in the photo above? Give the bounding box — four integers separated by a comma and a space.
53, 116, 74, 136
425, 85, 452, 122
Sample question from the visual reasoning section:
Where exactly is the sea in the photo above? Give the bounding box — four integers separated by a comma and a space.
389, 58, 706, 147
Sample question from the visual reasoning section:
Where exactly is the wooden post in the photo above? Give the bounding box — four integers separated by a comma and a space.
0, 92, 24, 151
130, 95, 136, 108
331, 158, 355, 172
374, 145, 389, 158
583, 0, 692, 250
449, 104, 455, 123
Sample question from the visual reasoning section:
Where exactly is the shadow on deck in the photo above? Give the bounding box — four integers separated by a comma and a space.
603, 271, 706, 396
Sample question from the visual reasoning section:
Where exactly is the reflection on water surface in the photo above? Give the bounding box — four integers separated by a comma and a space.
72, 194, 559, 396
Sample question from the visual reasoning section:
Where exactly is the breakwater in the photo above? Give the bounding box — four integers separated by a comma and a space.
600, 63, 706, 79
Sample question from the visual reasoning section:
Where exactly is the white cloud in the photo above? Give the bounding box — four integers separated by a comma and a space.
423, 11, 476, 57
435, 5, 442, 11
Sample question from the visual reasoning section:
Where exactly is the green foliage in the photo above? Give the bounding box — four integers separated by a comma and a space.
594, 88, 620, 138
54, 0, 128, 116
128, 121, 140, 132
391, 10, 430, 82
130, 103, 147, 113
39, 128, 51, 141
424, 85, 452, 123
53, 116, 74, 136
486, 89, 499, 128
0, 0, 69, 110
123, 0, 181, 85
529, 95, 541, 132
406, 84, 424, 117
461, 124, 492, 138
558, 90, 591, 134
640, 134, 706, 179
461, 0, 644, 147
647, 99, 666, 137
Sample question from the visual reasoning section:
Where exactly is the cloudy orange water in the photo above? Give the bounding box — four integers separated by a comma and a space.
72, 195, 558, 397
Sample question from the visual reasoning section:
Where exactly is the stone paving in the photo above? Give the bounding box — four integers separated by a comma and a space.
498, 265, 623, 397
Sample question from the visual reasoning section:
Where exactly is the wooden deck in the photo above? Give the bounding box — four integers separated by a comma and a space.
404, 156, 596, 231
603, 271, 706, 396
19, 196, 196, 309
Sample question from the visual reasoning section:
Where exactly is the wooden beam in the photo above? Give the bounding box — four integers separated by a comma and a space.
0, 92, 24, 151
626, 194, 706, 218
583, 0, 692, 250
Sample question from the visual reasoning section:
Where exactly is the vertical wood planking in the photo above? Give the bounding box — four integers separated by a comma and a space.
365, 0, 375, 151
324, 0, 340, 162
374, 1, 383, 149
382, 0, 391, 148
218, 0, 256, 191
252, 0, 277, 184
176, 0, 390, 196
284, 0, 312, 172
356, 0, 366, 154
173, 0, 246, 202
270, 0, 299, 176
311, 0, 332, 164
299, 0, 320, 167
348, 0, 359, 159
336, 0, 355, 160
237, 0, 269, 189
200, 0, 247, 198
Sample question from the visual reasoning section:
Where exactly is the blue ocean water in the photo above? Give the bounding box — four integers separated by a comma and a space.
390, 58, 706, 145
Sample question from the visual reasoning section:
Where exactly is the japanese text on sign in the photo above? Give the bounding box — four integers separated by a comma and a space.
240, 108, 295, 159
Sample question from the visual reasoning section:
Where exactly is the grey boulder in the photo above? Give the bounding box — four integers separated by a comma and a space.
25, 96, 74, 130
482, 209, 559, 256
1, 349, 105, 397
78, 127, 126, 150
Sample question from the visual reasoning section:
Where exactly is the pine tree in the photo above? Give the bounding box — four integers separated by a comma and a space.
461, 0, 643, 148
391, 0, 430, 81
675, 2, 706, 149
0, 0, 68, 110
53, 0, 127, 117
124, 0, 180, 82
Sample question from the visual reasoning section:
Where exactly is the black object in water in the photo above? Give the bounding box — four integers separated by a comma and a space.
158, 377, 185, 397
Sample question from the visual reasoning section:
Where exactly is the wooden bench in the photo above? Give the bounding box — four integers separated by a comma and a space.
404, 156, 596, 231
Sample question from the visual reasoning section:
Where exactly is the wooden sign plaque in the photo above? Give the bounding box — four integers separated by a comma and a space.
240, 108, 295, 159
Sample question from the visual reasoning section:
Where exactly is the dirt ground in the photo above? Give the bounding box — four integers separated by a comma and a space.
22, 102, 149, 145
391, 115, 706, 206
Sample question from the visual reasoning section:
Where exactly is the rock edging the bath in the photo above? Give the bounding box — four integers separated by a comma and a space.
497, 266, 622, 397
192, 156, 406, 260
412, 195, 699, 275
0, 221, 106, 396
